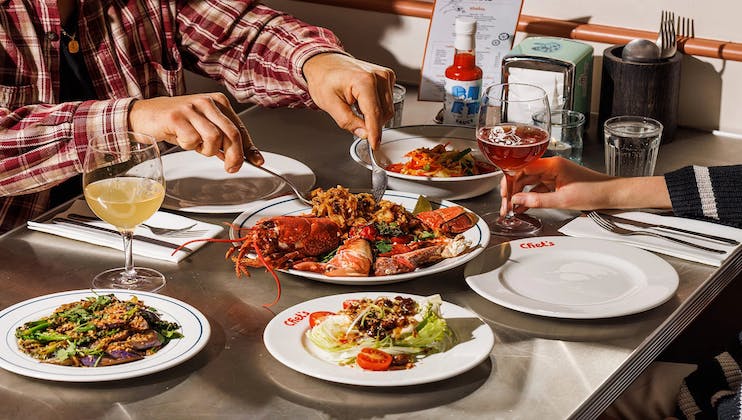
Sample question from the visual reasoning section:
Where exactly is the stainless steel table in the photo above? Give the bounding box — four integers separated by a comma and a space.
1, 89, 741, 419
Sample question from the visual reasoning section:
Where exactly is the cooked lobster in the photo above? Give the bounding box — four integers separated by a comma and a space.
290, 206, 477, 277
292, 237, 373, 277
415, 206, 479, 235
229, 216, 342, 276
173, 201, 478, 306
373, 235, 470, 276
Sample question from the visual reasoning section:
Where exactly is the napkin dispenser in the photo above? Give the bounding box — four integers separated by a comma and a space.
501, 37, 593, 123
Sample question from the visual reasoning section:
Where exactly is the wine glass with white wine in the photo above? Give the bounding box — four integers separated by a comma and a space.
83, 132, 166, 291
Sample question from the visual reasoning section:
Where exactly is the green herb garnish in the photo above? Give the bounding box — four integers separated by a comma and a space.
452, 148, 472, 161
375, 241, 393, 254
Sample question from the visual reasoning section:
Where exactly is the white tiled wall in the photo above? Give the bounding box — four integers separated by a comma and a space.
188, 1, 742, 135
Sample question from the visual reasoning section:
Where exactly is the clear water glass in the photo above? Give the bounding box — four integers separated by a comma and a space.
604, 116, 663, 177
385, 84, 406, 128
534, 109, 585, 164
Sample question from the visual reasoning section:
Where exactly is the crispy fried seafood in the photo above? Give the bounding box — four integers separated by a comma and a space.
309, 186, 421, 235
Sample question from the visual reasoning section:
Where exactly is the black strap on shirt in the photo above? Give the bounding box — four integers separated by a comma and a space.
59, 10, 96, 103
51, 7, 98, 208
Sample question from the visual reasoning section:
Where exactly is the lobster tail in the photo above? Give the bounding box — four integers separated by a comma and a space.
415, 206, 478, 235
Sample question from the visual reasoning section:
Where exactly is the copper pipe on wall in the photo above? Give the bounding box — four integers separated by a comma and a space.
517, 15, 742, 62
294, 0, 433, 18
297, 0, 742, 62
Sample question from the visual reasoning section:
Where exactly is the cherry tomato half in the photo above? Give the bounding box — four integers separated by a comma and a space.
356, 348, 393, 371
358, 225, 378, 241
390, 235, 412, 244
308, 311, 335, 328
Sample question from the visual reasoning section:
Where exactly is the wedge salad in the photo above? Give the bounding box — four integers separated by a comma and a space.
306, 294, 456, 371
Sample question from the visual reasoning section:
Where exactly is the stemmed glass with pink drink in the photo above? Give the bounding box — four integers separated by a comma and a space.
476, 83, 551, 236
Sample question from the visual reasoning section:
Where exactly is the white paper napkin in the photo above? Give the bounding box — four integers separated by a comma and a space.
27, 200, 224, 263
559, 211, 742, 266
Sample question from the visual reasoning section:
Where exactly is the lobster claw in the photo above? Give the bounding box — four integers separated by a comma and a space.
292, 237, 373, 277
415, 206, 478, 235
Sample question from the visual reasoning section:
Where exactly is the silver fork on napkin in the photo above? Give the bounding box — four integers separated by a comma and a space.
68, 213, 207, 237
587, 212, 726, 254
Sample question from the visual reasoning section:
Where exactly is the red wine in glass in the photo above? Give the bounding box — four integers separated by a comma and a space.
477, 124, 550, 171
477, 123, 550, 236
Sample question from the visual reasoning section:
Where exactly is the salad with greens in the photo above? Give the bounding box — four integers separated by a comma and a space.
306, 294, 456, 371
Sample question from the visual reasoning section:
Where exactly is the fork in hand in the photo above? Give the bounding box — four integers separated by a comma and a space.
586, 212, 726, 254
367, 139, 388, 203
68, 213, 207, 237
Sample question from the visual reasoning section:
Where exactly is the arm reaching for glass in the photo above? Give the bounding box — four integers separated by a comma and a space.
502, 157, 671, 215
503, 157, 742, 228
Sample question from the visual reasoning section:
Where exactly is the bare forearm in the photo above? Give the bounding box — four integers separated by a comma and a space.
605, 176, 672, 209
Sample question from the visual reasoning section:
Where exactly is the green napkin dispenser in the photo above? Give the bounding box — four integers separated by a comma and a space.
501, 37, 593, 123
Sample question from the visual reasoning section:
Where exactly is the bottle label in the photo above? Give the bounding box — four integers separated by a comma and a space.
442, 78, 482, 126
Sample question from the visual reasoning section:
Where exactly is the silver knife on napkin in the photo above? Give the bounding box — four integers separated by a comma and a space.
596, 212, 739, 245
51, 217, 194, 253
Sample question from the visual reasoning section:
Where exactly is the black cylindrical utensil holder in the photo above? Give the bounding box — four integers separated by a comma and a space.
599, 45, 681, 143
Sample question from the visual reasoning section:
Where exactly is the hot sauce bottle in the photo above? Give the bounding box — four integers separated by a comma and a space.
442, 17, 483, 126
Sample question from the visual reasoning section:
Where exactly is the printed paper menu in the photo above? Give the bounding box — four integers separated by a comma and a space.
419, 0, 523, 102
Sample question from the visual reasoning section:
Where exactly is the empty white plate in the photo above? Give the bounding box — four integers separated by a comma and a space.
161, 151, 315, 213
464, 237, 679, 319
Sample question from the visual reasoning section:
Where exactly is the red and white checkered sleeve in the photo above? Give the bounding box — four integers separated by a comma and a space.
176, 0, 347, 108
0, 98, 134, 196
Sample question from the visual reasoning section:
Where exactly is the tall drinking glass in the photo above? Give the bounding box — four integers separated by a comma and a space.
83, 132, 166, 291
477, 83, 551, 236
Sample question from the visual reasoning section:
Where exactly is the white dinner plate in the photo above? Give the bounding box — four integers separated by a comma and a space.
229, 191, 490, 285
0, 290, 210, 382
464, 237, 679, 319
161, 151, 315, 213
263, 292, 494, 386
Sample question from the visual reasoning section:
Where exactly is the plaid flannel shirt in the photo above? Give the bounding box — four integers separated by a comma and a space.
0, 0, 344, 233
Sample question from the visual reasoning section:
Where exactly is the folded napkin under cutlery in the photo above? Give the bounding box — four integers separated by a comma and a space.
27, 200, 223, 263
559, 211, 742, 266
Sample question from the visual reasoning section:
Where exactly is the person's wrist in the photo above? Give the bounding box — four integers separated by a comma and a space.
606, 176, 671, 209
127, 99, 141, 132
301, 52, 348, 82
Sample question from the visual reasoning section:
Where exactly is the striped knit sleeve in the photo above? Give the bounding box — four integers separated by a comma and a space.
664, 165, 742, 228
675, 331, 742, 419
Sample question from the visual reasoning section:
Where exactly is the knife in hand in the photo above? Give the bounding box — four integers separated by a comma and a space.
51, 217, 193, 253
596, 212, 740, 246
